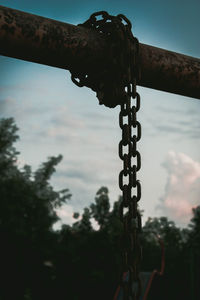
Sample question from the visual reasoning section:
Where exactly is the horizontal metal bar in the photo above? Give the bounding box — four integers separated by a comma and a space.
139, 45, 200, 100
0, 5, 200, 101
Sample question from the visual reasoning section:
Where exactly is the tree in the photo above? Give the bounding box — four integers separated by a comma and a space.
72, 207, 93, 232
90, 186, 110, 230
0, 118, 71, 300
187, 206, 200, 300
188, 206, 200, 248
142, 216, 191, 300
1, 118, 198, 300
0, 117, 19, 173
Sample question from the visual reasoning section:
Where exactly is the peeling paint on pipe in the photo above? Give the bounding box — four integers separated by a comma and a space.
0, 5, 200, 101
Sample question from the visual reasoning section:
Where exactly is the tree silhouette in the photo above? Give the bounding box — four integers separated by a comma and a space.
0, 118, 71, 300
187, 206, 200, 299
0, 117, 199, 300
90, 186, 110, 230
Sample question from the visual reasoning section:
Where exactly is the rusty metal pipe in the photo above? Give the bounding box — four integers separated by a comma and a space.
139, 45, 200, 100
0, 5, 200, 100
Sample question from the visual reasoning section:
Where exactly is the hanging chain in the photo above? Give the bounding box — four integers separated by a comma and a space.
70, 11, 142, 300
119, 81, 142, 299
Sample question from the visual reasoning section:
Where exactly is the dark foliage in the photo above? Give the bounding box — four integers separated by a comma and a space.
0, 118, 199, 300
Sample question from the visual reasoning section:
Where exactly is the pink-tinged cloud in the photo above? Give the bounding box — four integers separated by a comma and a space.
55, 205, 76, 225
158, 151, 200, 226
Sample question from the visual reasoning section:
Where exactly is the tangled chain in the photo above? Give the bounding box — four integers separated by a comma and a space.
70, 11, 142, 299
71, 11, 140, 108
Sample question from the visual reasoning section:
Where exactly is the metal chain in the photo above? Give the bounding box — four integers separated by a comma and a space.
119, 83, 142, 300
70, 11, 142, 300
70, 11, 139, 108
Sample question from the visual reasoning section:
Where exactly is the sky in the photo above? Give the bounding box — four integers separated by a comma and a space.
0, 0, 200, 228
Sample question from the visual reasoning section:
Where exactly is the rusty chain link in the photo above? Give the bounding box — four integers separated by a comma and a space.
119, 87, 142, 300
70, 11, 142, 300
70, 11, 140, 108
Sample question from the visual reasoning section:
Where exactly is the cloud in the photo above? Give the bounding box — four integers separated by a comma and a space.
46, 104, 117, 143
0, 95, 46, 122
51, 155, 119, 210
55, 205, 76, 225
55, 204, 100, 230
146, 100, 200, 139
154, 124, 200, 139
149, 118, 200, 139
54, 204, 86, 229
158, 151, 200, 226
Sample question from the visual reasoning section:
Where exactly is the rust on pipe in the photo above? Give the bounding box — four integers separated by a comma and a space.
139, 44, 200, 100
0, 5, 106, 73
0, 5, 200, 101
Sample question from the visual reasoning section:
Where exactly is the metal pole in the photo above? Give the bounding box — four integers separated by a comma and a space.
0, 5, 200, 101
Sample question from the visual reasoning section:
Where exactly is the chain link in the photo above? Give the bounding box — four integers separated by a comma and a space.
119, 82, 142, 300
69, 11, 142, 300
70, 12, 140, 108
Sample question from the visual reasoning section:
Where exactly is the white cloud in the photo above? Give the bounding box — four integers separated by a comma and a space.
158, 151, 200, 226
55, 204, 100, 230
55, 204, 76, 226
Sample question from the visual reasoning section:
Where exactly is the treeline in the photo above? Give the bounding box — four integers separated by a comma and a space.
0, 118, 199, 300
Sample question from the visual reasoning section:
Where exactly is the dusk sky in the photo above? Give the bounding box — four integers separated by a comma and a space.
0, 0, 200, 228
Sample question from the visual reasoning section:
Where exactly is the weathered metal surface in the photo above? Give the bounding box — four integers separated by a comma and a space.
0, 5, 200, 101
139, 44, 200, 99
0, 5, 106, 74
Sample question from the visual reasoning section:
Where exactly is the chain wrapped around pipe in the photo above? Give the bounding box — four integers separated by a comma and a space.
69, 11, 142, 300
70, 11, 140, 108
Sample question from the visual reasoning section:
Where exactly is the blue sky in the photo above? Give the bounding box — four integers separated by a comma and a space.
0, 0, 200, 227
